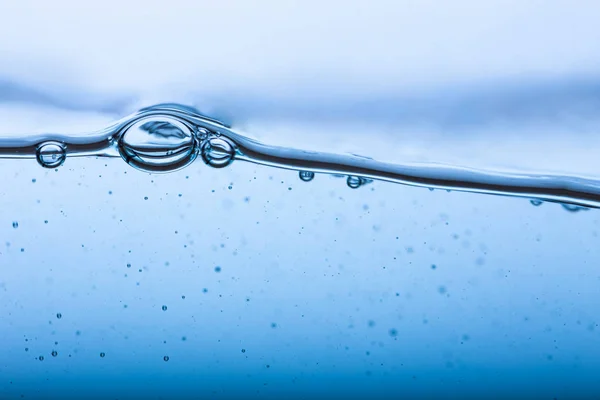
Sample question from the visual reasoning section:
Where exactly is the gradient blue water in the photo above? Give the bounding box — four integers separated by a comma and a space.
3, 1, 600, 397
1, 145, 600, 398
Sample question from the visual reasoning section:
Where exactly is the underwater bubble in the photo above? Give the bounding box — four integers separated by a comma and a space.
39, 356, 44, 361
118, 116, 197, 173
530, 200, 543, 206
36, 142, 66, 169
163, 356, 170, 362
100, 352, 105, 358
299, 171, 315, 182
12, 221, 18, 228
56, 313, 62, 319
347, 176, 362, 189
201, 137, 235, 168
51, 350, 57, 357
162, 305, 167, 311
561, 204, 588, 212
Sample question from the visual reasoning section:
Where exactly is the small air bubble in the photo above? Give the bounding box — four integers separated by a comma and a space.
51, 350, 58, 357
201, 137, 235, 168
561, 204, 588, 212
100, 352, 105, 358
347, 176, 362, 189
56, 313, 62, 319
163, 356, 170, 362
162, 305, 167, 311
12, 222, 18, 228
299, 171, 315, 182
530, 200, 543, 206
36, 142, 66, 169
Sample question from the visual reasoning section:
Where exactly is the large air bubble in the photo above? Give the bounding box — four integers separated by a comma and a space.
117, 116, 197, 173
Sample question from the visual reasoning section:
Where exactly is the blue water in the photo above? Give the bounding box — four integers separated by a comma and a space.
3, 1, 600, 398
1, 103, 600, 398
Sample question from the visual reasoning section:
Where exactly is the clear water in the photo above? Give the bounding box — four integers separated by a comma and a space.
3, 2, 600, 398
2, 92, 600, 399
1, 102, 598, 208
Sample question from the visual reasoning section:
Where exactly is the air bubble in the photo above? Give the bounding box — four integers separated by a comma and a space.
530, 200, 543, 206
201, 137, 235, 168
561, 204, 588, 212
51, 350, 58, 357
118, 116, 197, 173
36, 142, 66, 169
163, 356, 170, 362
346, 176, 362, 189
299, 171, 315, 182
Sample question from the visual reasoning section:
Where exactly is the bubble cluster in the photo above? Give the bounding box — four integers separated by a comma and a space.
4, 102, 599, 208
